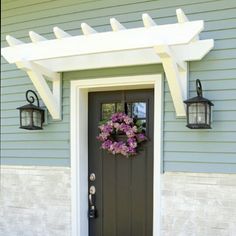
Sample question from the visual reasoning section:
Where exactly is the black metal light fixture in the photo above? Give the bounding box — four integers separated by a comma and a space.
17, 90, 45, 130
184, 79, 214, 129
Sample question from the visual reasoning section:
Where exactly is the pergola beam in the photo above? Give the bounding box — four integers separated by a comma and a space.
1, 9, 214, 119
2, 21, 204, 63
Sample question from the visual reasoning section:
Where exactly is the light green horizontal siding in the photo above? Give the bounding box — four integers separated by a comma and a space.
1, 0, 236, 172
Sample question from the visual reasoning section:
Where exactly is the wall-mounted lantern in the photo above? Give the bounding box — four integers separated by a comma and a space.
184, 79, 214, 129
17, 90, 45, 130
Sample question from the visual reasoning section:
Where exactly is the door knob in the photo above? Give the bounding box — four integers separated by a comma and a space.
88, 185, 97, 219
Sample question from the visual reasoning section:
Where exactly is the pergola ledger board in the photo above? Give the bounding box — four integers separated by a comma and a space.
3, 39, 213, 70
1, 10, 214, 120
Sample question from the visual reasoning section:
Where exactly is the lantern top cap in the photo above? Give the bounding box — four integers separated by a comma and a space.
17, 103, 44, 111
184, 95, 214, 105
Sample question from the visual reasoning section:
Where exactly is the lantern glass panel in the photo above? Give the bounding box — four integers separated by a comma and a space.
206, 104, 210, 125
33, 110, 42, 127
21, 110, 32, 127
189, 104, 197, 124
196, 103, 206, 124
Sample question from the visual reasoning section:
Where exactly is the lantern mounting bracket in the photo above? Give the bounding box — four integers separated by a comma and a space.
1, 8, 214, 119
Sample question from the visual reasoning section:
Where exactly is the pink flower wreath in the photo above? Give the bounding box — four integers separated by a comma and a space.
97, 112, 147, 157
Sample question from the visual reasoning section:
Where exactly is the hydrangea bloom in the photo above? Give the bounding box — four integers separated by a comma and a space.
97, 112, 147, 157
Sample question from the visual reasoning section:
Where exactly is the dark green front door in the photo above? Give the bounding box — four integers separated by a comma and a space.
88, 89, 154, 236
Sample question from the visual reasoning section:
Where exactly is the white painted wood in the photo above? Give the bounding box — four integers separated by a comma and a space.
110, 18, 126, 31
142, 13, 157, 27
176, 8, 189, 23
6, 35, 24, 46
179, 65, 188, 105
1, 10, 214, 118
81, 23, 97, 35
15, 60, 61, 119
171, 39, 214, 61
53, 26, 71, 39
16, 61, 60, 81
176, 8, 199, 41
29, 31, 47, 43
2, 39, 213, 67
32, 39, 213, 72
26, 69, 61, 120
71, 87, 88, 236
31, 63, 60, 81
155, 44, 186, 117
2, 21, 204, 63
153, 75, 163, 236
70, 74, 163, 236
52, 75, 62, 119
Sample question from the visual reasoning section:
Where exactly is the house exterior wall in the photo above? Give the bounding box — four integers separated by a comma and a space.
1, 166, 236, 236
1, 2, 236, 235
1, 0, 236, 173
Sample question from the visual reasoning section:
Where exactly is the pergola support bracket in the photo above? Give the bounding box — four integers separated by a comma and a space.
154, 44, 188, 117
16, 61, 61, 120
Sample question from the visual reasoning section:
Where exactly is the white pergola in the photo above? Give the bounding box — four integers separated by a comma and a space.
1, 9, 214, 120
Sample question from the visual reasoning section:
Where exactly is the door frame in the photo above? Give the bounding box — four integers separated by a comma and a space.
70, 74, 163, 236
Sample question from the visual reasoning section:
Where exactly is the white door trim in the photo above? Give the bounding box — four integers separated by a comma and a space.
70, 74, 163, 236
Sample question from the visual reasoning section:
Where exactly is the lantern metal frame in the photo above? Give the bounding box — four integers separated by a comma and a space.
17, 90, 45, 130
184, 79, 214, 129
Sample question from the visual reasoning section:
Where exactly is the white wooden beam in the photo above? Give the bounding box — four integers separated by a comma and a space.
52, 76, 61, 119
26, 68, 61, 120
81, 23, 97, 35
31, 63, 60, 81
4, 39, 213, 74
2, 20, 204, 63
53, 27, 71, 39
6, 39, 213, 73
142, 13, 157, 27
29, 31, 47, 43
6, 35, 24, 46
176, 8, 189, 23
16, 61, 60, 81
110, 18, 126, 31
171, 39, 214, 61
154, 44, 187, 117
14, 60, 61, 119
176, 8, 199, 41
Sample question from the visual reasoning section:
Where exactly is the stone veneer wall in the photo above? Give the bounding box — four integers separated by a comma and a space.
161, 172, 236, 236
0, 166, 236, 236
0, 166, 71, 236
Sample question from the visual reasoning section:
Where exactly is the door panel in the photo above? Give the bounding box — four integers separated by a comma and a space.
88, 89, 154, 236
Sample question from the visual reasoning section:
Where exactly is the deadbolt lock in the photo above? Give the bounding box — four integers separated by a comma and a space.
89, 173, 96, 181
